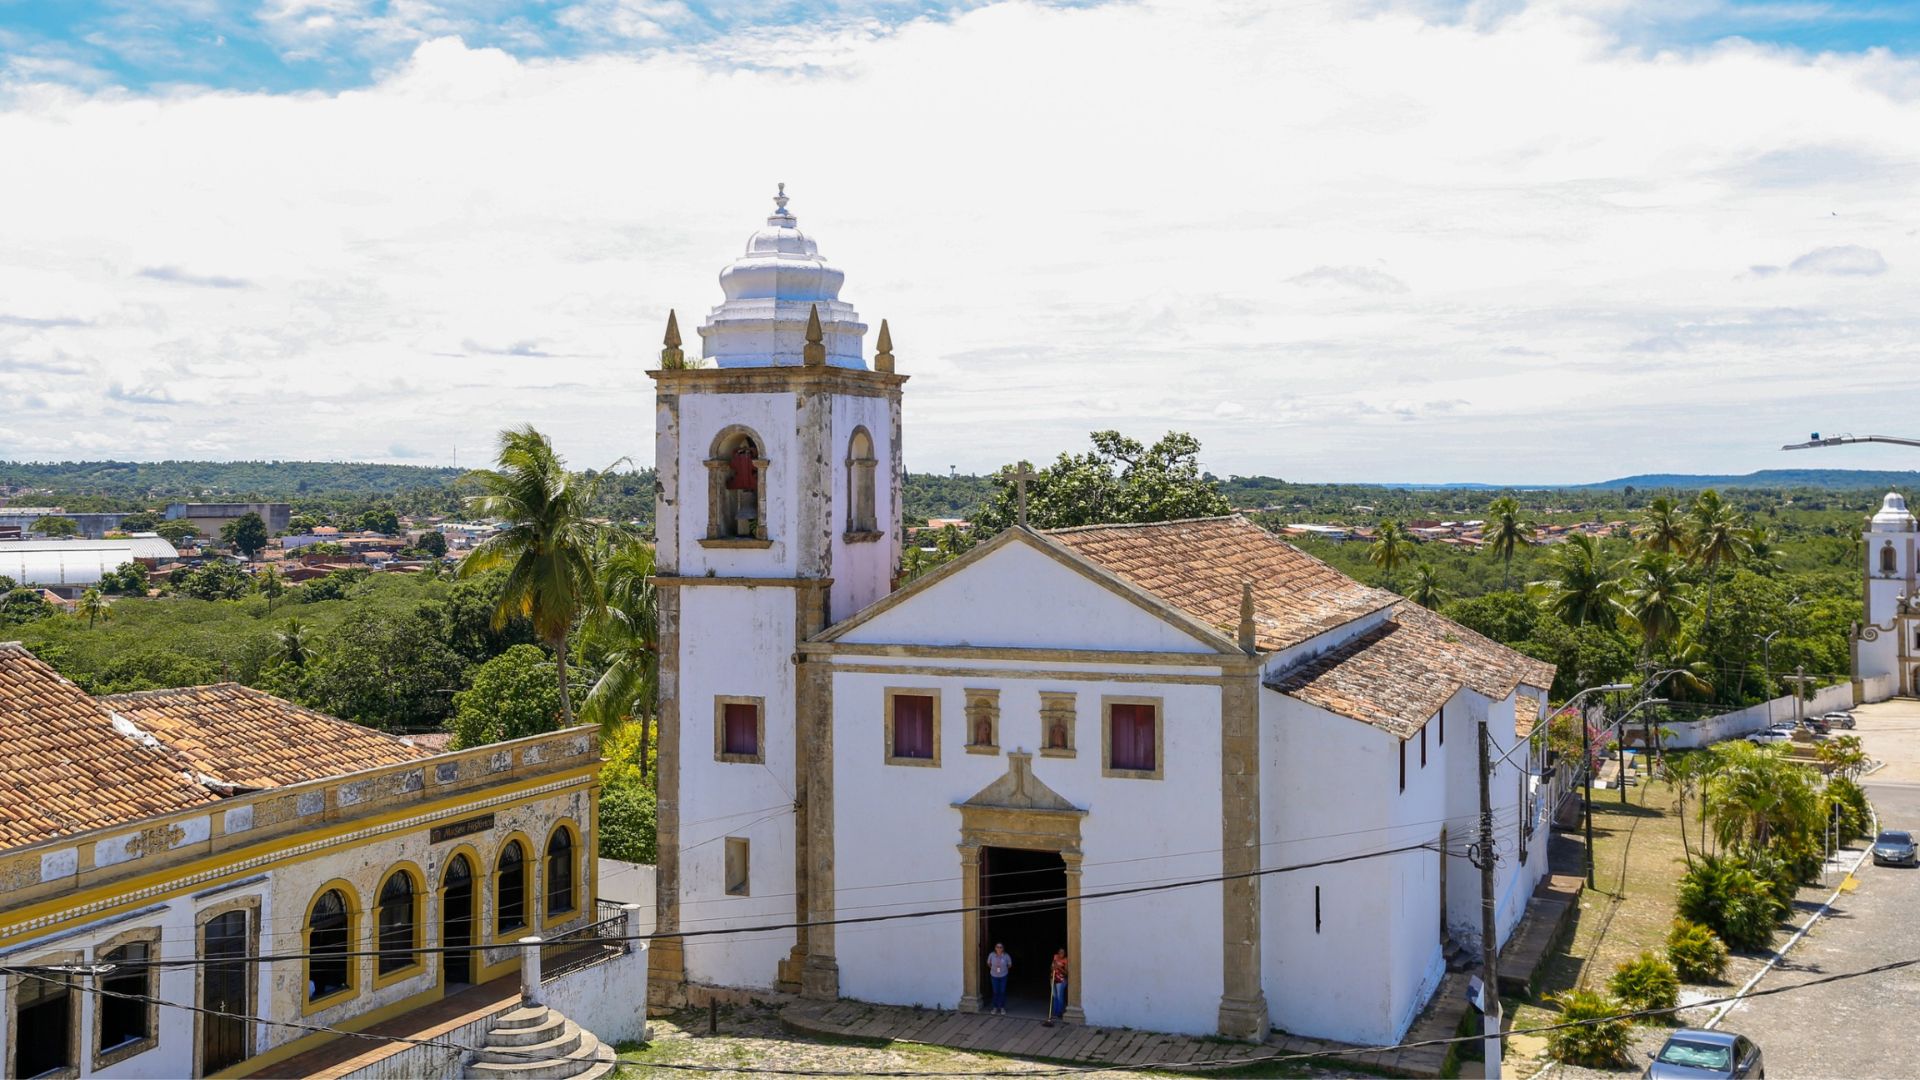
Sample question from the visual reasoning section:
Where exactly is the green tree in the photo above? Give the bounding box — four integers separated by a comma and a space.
288, 513, 323, 533
1635, 496, 1689, 556
117, 512, 159, 532
451, 644, 565, 747
580, 539, 661, 771
973, 430, 1231, 532
220, 512, 270, 559
154, 520, 200, 547
307, 607, 466, 730
1703, 741, 1825, 851
103, 562, 149, 596
34, 516, 80, 537
358, 507, 402, 535
1616, 551, 1690, 659
1368, 520, 1413, 591
271, 617, 315, 668
255, 564, 286, 611
1686, 490, 1750, 637
417, 530, 448, 558
1530, 533, 1618, 627
459, 425, 618, 726
76, 588, 110, 629
1439, 591, 1539, 645
1408, 563, 1447, 609
173, 561, 249, 601
0, 588, 53, 625
1483, 495, 1534, 588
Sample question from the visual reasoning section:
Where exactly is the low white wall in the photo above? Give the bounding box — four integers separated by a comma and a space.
597, 858, 657, 935
544, 941, 651, 1048
1659, 685, 1857, 749
1861, 674, 1897, 703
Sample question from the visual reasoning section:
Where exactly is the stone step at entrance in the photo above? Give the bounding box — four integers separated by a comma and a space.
465, 1004, 616, 1080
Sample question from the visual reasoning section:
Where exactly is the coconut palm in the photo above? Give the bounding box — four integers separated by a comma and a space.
1484, 495, 1534, 588
1634, 496, 1689, 557
1743, 526, 1783, 577
1663, 751, 1712, 867
1408, 563, 1447, 609
1368, 520, 1413, 591
1704, 741, 1824, 851
460, 425, 622, 726
1615, 551, 1691, 659
77, 587, 109, 629
1529, 533, 1617, 627
580, 538, 661, 773
256, 564, 286, 612
1685, 490, 1750, 636
271, 617, 313, 668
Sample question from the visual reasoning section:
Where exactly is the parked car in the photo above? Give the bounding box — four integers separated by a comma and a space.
1872, 830, 1917, 867
1820, 710, 1857, 730
1746, 727, 1792, 746
1644, 1029, 1763, 1078
1797, 716, 1830, 737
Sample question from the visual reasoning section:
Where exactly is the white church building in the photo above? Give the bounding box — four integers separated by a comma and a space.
1855, 491, 1919, 701
648, 189, 1556, 1045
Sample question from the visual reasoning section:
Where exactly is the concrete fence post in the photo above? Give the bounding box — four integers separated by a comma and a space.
519, 935, 545, 1006
622, 904, 641, 954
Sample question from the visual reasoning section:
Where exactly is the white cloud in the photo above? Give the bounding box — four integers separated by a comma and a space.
0, 1, 1918, 480
1787, 244, 1889, 275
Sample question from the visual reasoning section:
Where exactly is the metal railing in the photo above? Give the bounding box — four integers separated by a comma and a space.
539, 899, 632, 982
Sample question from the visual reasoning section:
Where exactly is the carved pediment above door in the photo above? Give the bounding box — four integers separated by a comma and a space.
954, 752, 1084, 816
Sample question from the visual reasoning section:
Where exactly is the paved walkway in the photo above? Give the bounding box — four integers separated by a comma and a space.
782, 977, 1472, 1077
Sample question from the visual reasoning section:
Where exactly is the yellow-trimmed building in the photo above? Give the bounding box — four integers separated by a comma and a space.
0, 643, 637, 1079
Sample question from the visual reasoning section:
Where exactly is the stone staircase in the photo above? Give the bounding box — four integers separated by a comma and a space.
466, 1003, 617, 1080
1442, 931, 1475, 973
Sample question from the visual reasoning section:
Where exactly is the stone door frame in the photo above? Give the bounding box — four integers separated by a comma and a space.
956, 803, 1085, 1023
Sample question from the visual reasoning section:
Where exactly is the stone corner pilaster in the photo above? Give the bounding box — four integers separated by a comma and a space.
1216, 993, 1269, 1042
800, 955, 840, 1001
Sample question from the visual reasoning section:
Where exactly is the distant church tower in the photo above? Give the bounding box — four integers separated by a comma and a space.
649, 187, 905, 999
1855, 491, 1916, 700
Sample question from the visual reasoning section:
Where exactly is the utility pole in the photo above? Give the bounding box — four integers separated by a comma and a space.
1477, 715, 1503, 1079
1784, 666, 1816, 724
1583, 697, 1599, 888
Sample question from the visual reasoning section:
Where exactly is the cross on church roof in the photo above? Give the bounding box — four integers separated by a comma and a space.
1012, 461, 1034, 530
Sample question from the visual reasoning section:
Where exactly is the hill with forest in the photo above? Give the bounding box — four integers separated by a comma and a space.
1577, 469, 1920, 491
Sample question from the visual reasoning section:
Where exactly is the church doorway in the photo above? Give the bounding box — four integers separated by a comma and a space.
978, 847, 1067, 1016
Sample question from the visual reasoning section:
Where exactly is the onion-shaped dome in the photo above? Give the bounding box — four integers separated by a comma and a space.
1871, 491, 1917, 532
698, 185, 867, 368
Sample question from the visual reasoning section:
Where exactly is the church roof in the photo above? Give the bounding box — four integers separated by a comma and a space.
1265, 602, 1556, 739
0, 643, 216, 849
1045, 516, 1397, 652
101, 683, 429, 792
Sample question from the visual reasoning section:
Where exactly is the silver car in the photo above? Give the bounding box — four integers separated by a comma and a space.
1644, 1029, 1763, 1078
1873, 830, 1917, 867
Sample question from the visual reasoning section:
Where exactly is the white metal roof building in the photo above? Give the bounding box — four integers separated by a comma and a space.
0, 536, 178, 589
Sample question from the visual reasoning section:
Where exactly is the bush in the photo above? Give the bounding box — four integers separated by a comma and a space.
1740, 846, 1802, 919
1829, 776, 1872, 839
1666, 919, 1729, 983
1607, 952, 1680, 1016
1544, 989, 1631, 1067
1676, 854, 1776, 951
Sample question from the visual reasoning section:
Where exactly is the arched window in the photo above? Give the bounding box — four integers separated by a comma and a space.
376, 870, 417, 976
846, 427, 878, 537
306, 889, 351, 1002
546, 827, 576, 916
1882, 542, 1898, 575
705, 428, 768, 542
497, 841, 528, 935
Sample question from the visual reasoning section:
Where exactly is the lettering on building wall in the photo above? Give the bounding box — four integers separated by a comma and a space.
430, 814, 496, 844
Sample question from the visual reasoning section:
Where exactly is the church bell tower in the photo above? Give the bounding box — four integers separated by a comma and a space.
648, 187, 905, 999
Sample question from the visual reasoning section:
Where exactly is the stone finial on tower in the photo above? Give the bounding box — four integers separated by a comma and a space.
1238, 581, 1257, 654
874, 319, 895, 373
803, 303, 826, 367
773, 181, 792, 221
660, 309, 685, 368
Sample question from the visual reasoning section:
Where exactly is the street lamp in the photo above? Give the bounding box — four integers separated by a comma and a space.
1564, 683, 1634, 888
1603, 698, 1672, 805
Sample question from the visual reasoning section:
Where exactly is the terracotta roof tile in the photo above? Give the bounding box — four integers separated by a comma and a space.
1267, 603, 1557, 738
101, 684, 428, 791
1045, 516, 1398, 651
0, 643, 215, 848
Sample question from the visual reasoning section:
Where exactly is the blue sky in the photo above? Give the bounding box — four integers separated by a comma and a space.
5, 1, 1917, 94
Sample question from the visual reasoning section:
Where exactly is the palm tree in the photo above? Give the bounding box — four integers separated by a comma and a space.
1368, 520, 1413, 591
272, 617, 314, 668
1634, 496, 1688, 557
1484, 496, 1534, 588
1685, 490, 1750, 635
1663, 751, 1711, 868
1408, 563, 1447, 609
1529, 533, 1617, 627
256, 564, 286, 612
1615, 551, 1691, 660
1704, 741, 1824, 851
581, 538, 661, 774
1743, 526, 1783, 577
77, 587, 109, 629
460, 425, 618, 727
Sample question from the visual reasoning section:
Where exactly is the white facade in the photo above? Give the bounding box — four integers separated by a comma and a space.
654, 196, 1553, 1047
1855, 491, 1917, 700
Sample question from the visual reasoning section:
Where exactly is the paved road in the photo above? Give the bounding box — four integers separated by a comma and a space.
1715, 698, 1920, 1077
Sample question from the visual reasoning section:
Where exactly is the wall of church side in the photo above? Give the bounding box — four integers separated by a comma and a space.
676, 586, 799, 989
654, 394, 680, 572
1260, 691, 1447, 1046
827, 392, 898, 623
675, 393, 799, 578
1860, 527, 1915, 693
827, 666, 1226, 1035
1442, 692, 1486, 949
